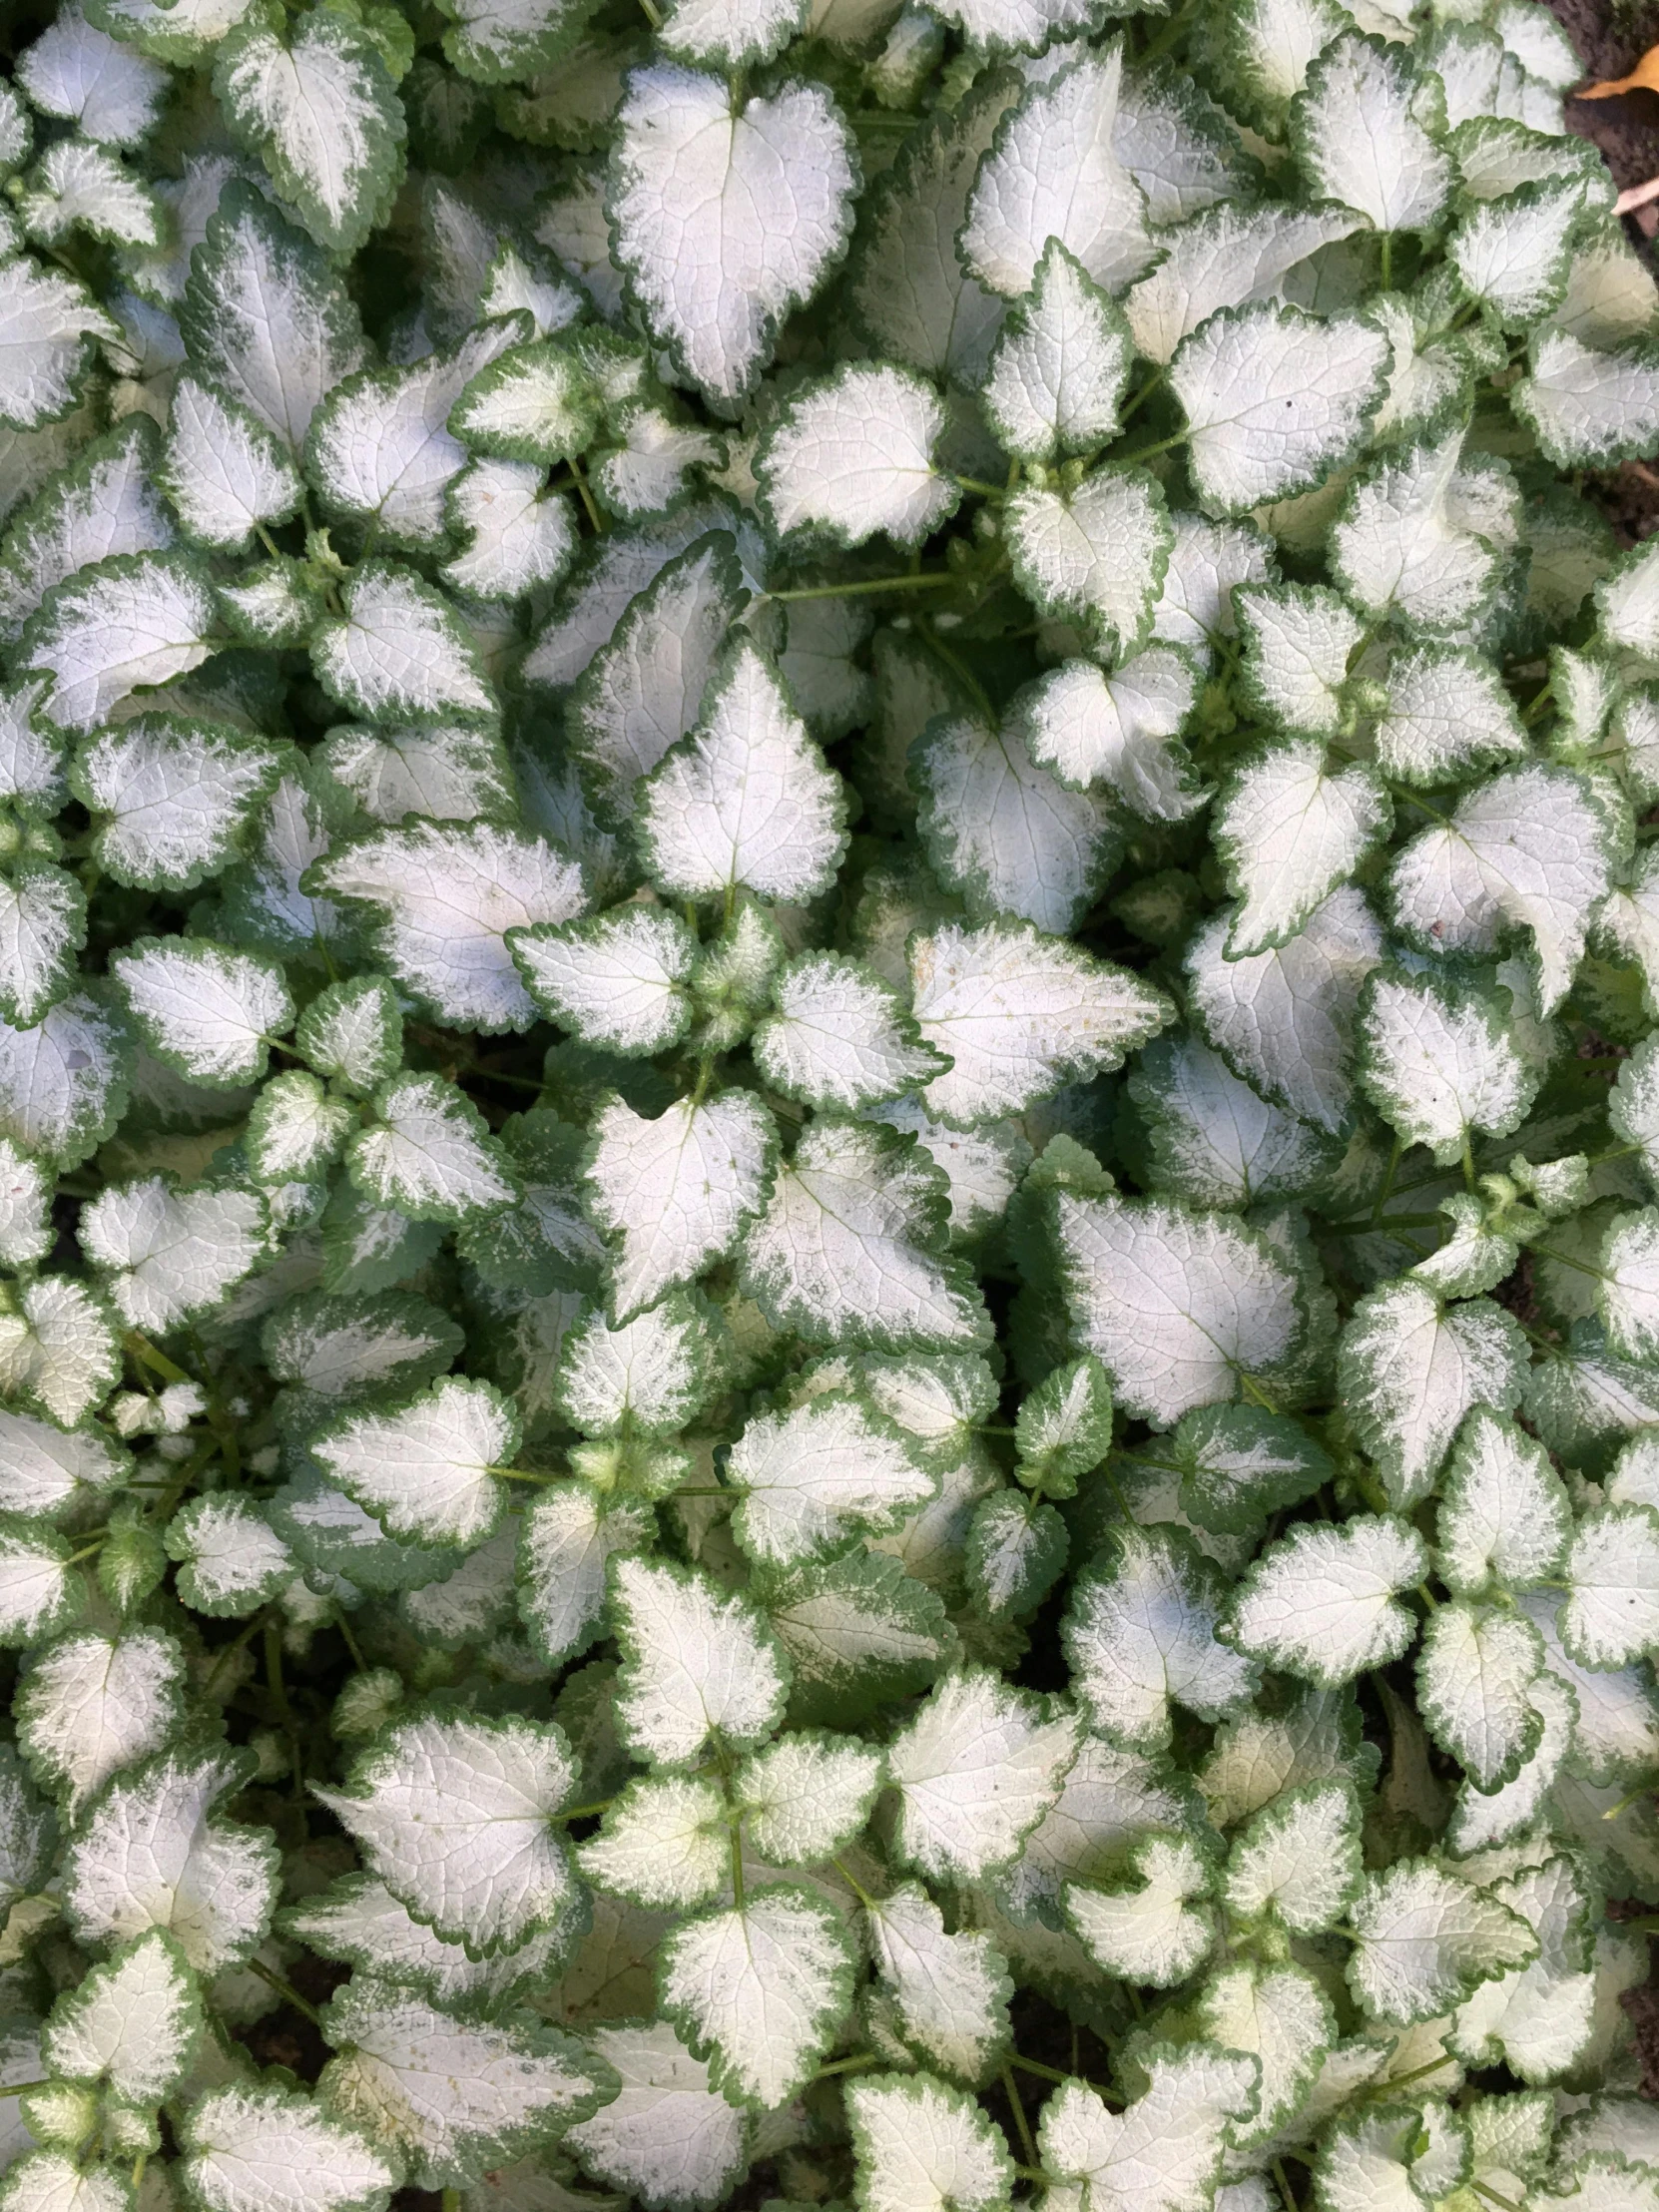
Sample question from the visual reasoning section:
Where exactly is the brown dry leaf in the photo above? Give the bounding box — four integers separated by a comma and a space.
1579, 45, 1659, 98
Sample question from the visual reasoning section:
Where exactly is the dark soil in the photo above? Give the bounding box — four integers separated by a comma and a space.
1553, 0, 1659, 185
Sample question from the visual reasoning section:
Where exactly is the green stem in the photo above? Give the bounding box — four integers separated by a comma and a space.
811, 2051, 881, 2081
831, 1856, 879, 1909
145, 1431, 222, 1527
1378, 778, 1453, 823
1000, 2063, 1039, 2168
1321, 1212, 1449, 1235
1472, 2186, 1524, 2212
1108, 429, 1188, 469
266, 1620, 306, 1801
567, 453, 605, 534
124, 1330, 192, 1385
953, 474, 1007, 500
1007, 2053, 1070, 2086
1379, 232, 1392, 290
265, 1620, 292, 1731
246, 1956, 321, 2025
1600, 1782, 1655, 1821
333, 1608, 367, 1672
486, 1464, 559, 1483
1238, 1374, 1283, 1415
1373, 1131, 1404, 1229
1530, 1244, 1605, 1281
1416, 1581, 1439, 1611
1008, 2052, 1119, 2103
1274, 2158, 1300, 2212
917, 616, 997, 727
1372, 2053, 1456, 2092
766, 570, 956, 603
555, 1798, 615, 1822
1118, 368, 1165, 426
204, 1607, 272, 1696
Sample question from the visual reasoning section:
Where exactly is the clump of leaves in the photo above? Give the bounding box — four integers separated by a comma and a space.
0, 0, 1657, 2207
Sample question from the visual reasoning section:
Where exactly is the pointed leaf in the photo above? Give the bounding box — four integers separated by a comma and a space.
847, 2071, 1014, 2212
659, 1882, 855, 2109
586, 1090, 777, 1322
914, 715, 1122, 937
1228, 1515, 1428, 1685
636, 640, 846, 905
181, 183, 367, 459
609, 65, 855, 403
1004, 468, 1171, 662
960, 49, 1152, 300
181, 2081, 399, 2212
1293, 33, 1452, 234
1349, 1860, 1535, 2025
312, 821, 585, 1033
982, 238, 1132, 463
79, 1176, 268, 1333
62, 1746, 278, 1972
310, 1376, 519, 1550
42, 1927, 198, 2105
1214, 741, 1391, 957
319, 1977, 612, 2189
1009, 648, 1202, 818
1053, 1191, 1307, 1425
1171, 305, 1388, 517
1068, 1832, 1215, 1988
112, 936, 290, 1090
909, 919, 1169, 1130
312, 561, 496, 725
611, 1556, 788, 1769
23, 551, 216, 732
1039, 2047, 1259, 2212
757, 364, 957, 549
70, 715, 278, 892
727, 1390, 934, 1567
739, 1116, 987, 1353
1224, 1779, 1363, 1936
313, 1711, 577, 1957
1064, 1524, 1258, 1750
215, 11, 404, 256
887, 1665, 1079, 1882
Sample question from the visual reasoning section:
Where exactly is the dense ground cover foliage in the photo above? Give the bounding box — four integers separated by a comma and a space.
3, 0, 1659, 2206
